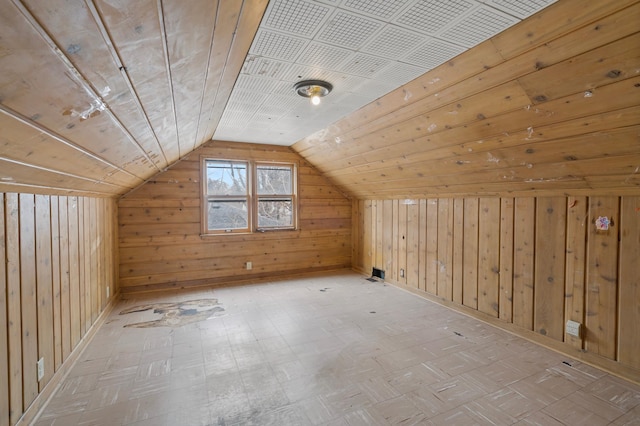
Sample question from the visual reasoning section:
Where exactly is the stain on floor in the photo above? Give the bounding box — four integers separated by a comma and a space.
119, 298, 224, 328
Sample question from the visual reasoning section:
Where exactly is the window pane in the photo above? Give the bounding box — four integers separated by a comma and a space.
257, 199, 292, 228
256, 165, 292, 195
208, 200, 248, 230
206, 161, 247, 196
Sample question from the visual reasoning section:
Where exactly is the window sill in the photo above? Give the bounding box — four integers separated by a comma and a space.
200, 228, 300, 238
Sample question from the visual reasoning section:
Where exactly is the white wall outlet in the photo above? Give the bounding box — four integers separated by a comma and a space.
566, 320, 582, 338
400, 268, 405, 278
37, 358, 44, 381
246, 261, 252, 270
106, 286, 110, 298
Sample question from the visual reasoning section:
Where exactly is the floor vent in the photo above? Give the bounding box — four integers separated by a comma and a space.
372, 267, 385, 280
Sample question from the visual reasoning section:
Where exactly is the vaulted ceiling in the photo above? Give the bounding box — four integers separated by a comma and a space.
0, 0, 267, 197
0, 0, 638, 199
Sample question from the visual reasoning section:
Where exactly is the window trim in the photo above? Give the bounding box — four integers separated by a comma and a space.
201, 157, 298, 235
254, 161, 297, 232
203, 159, 251, 234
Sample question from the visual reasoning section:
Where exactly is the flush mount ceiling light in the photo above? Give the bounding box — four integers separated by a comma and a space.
294, 80, 333, 105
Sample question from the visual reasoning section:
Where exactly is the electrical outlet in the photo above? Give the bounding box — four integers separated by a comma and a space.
566, 320, 582, 338
37, 358, 44, 381
400, 268, 405, 278
246, 261, 252, 270
106, 286, 110, 298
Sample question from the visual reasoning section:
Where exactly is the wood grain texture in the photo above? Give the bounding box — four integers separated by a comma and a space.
74, 198, 84, 342
50, 196, 63, 371
5, 193, 22, 424
118, 142, 351, 291
35, 195, 54, 390
586, 197, 619, 360
478, 198, 500, 317
425, 199, 438, 295
513, 198, 535, 330
0, 193, 118, 424
499, 198, 514, 322
437, 199, 453, 301
462, 198, 479, 309
370, 200, 378, 271
374, 201, 383, 270
392, 200, 400, 283
491, 0, 639, 59
0, 0, 637, 203
418, 199, 427, 292
565, 196, 587, 349
58, 197, 71, 360
397, 202, 407, 286
82, 199, 89, 328
355, 194, 639, 379
452, 198, 464, 305
406, 202, 419, 289
382, 200, 394, 279
19, 193, 38, 409
0, 194, 9, 426
363, 200, 372, 275
534, 197, 567, 341
618, 196, 640, 369
351, 200, 364, 273
0, 0, 265, 197
293, 1, 640, 199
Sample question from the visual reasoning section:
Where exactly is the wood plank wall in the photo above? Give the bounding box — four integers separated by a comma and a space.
353, 196, 640, 381
118, 141, 351, 293
0, 193, 118, 426
293, 0, 640, 200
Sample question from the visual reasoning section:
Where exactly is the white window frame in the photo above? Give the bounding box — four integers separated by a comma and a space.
202, 158, 297, 235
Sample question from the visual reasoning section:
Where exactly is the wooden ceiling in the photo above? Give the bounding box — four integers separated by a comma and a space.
0, 0, 638, 200
292, 0, 640, 199
0, 0, 267, 197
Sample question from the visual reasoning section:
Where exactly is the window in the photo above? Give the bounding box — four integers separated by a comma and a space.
203, 159, 297, 234
205, 160, 249, 232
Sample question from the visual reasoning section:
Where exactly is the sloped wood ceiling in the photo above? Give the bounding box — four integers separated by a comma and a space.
292, 0, 640, 199
0, 0, 638, 200
0, 0, 267, 197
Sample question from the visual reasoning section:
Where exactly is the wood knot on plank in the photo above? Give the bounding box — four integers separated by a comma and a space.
606, 70, 622, 79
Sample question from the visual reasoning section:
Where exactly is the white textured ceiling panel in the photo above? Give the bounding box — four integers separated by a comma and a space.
395, 0, 476, 34
403, 38, 466, 70
373, 62, 429, 88
360, 25, 427, 59
485, 0, 558, 19
251, 29, 309, 61
262, 0, 331, 37
213, 0, 557, 146
242, 56, 291, 79
296, 41, 353, 69
316, 11, 382, 49
341, 0, 412, 20
440, 6, 520, 48
338, 53, 391, 78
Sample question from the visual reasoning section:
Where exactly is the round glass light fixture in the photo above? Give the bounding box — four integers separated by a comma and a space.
294, 80, 332, 105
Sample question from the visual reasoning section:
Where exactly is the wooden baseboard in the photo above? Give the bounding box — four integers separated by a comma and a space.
17, 291, 121, 426
119, 265, 351, 294
371, 275, 640, 385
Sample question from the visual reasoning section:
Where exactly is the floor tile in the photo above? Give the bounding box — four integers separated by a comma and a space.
543, 395, 610, 426
32, 271, 640, 425
372, 395, 427, 425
